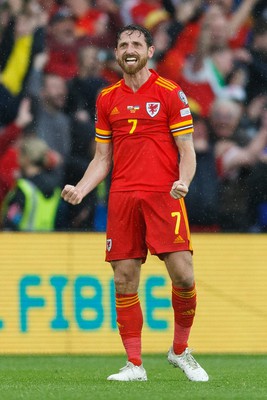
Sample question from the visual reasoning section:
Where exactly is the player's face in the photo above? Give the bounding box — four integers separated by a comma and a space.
115, 30, 154, 75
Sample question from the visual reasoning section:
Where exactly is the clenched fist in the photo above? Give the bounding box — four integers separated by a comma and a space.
61, 185, 83, 205
170, 181, 188, 200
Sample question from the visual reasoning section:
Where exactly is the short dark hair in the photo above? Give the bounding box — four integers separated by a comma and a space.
116, 24, 153, 48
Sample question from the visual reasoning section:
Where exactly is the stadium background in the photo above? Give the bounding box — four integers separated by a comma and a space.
0, 233, 266, 354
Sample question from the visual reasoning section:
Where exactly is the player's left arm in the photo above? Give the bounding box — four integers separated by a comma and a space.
170, 133, 196, 200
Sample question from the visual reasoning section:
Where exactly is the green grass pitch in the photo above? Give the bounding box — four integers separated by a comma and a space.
0, 354, 266, 400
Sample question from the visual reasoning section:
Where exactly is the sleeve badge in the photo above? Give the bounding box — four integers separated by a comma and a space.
178, 91, 188, 105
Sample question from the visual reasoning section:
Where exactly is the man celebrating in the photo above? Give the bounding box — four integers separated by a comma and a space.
62, 24, 209, 382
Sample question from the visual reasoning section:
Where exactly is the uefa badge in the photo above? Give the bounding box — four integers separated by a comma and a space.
146, 102, 160, 117
106, 239, 112, 251
178, 91, 188, 105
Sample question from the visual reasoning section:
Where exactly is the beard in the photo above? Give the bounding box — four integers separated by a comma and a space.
117, 54, 148, 75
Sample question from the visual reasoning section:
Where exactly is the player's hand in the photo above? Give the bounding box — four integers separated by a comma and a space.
61, 185, 83, 205
170, 181, 188, 199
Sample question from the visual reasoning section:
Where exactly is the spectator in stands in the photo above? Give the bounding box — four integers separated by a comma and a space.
185, 111, 219, 231
31, 73, 71, 165
37, 0, 61, 18
208, 98, 267, 231
65, 0, 123, 49
66, 45, 109, 120
64, 45, 109, 231
129, 0, 163, 26
27, 46, 106, 231
1, 136, 62, 231
94, 0, 123, 47
181, 45, 247, 117
239, 94, 267, 142
44, 7, 82, 79
205, 0, 259, 49
0, 98, 33, 209
245, 18, 267, 103
0, 3, 46, 124
142, 9, 171, 69
121, 0, 163, 26
24, 71, 71, 221
100, 50, 123, 84
44, 1, 122, 79
156, 0, 203, 82
65, 0, 108, 37
156, 0, 258, 86
246, 104, 267, 231
176, 3, 250, 116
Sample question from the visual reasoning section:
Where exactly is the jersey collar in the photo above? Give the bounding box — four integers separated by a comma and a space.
121, 69, 159, 93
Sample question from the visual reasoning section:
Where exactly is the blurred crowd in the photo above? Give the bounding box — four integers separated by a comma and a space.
0, 0, 267, 233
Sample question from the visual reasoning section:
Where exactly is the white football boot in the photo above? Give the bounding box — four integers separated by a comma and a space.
168, 347, 209, 382
107, 361, 147, 381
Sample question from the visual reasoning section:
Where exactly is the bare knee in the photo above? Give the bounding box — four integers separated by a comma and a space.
113, 270, 137, 293
163, 251, 195, 288
111, 259, 142, 294
173, 273, 194, 288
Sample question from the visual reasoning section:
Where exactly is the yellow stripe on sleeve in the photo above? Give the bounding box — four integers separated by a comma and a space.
95, 128, 112, 135
172, 128, 194, 137
95, 137, 111, 143
170, 119, 193, 130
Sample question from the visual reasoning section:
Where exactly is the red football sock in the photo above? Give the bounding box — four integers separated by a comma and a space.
116, 293, 143, 366
172, 284, 197, 355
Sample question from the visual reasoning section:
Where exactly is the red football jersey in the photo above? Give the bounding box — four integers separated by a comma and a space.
95, 69, 193, 192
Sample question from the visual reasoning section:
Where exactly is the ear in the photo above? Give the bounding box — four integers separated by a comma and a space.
148, 45, 155, 59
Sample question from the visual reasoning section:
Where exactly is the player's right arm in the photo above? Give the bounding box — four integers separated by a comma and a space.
61, 141, 113, 205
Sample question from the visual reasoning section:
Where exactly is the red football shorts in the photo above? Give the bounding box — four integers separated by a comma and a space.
105, 191, 193, 263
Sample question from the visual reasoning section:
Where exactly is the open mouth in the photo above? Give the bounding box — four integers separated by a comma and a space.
125, 57, 138, 65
